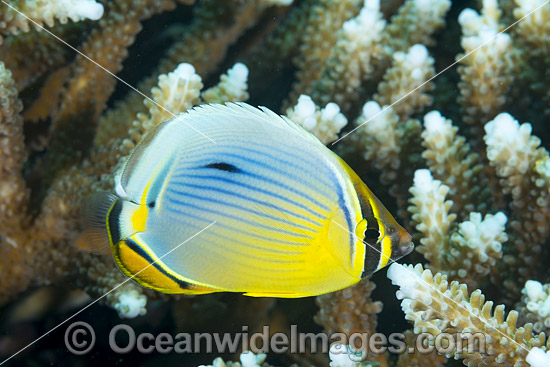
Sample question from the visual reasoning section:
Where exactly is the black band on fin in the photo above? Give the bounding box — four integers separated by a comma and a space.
81, 192, 119, 254
122, 237, 195, 291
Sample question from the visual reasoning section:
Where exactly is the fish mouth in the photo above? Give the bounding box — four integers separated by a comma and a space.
391, 232, 414, 260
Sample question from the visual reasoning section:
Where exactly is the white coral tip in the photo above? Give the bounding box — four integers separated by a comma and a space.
295, 95, 316, 116
329, 344, 365, 367
240, 351, 266, 367
526, 347, 550, 367
115, 290, 147, 318
223, 63, 249, 96
240, 351, 257, 367
414, 0, 431, 12
525, 280, 544, 300
322, 103, 347, 130
479, 26, 498, 42
387, 263, 421, 300
494, 212, 507, 224
74, 1, 104, 20
174, 63, 196, 78
486, 212, 507, 233
408, 44, 428, 66
265, 0, 293, 5
361, 101, 381, 119
387, 263, 406, 285
228, 63, 249, 82
211, 357, 226, 367
423, 111, 446, 132
517, 0, 546, 11
484, 113, 520, 142
413, 169, 434, 187
365, 0, 380, 11
322, 103, 340, 120
293, 95, 317, 130
458, 8, 479, 27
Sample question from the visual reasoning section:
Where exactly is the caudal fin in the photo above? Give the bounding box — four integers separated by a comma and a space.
80, 192, 119, 255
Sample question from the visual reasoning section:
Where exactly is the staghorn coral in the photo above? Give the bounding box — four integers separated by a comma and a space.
0, 0, 550, 366
0, 24, 86, 92
202, 63, 250, 104
285, 94, 348, 145
0, 62, 27, 237
394, 329, 447, 367
288, 0, 450, 111
315, 278, 389, 367
526, 348, 550, 367
484, 113, 550, 302
518, 280, 550, 335
94, 0, 276, 149
347, 100, 422, 222
285, 0, 363, 108
419, 110, 492, 218
408, 168, 507, 290
387, 263, 549, 367
0, 0, 103, 43
373, 44, 435, 120
328, 344, 378, 367
199, 351, 272, 367
513, 0, 550, 114
457, 0, 516, 130
303, 0, 386, 110
382, 0, 451, 53
315, 278, 382, 337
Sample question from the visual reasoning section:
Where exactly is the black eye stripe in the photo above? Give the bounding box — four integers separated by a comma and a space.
204, 162, 241, 173
364, 228, 380, 243
357, 195, 379, 236
361, 216, 382, 278
361, 240, 381, 278
365, 216, 379, 235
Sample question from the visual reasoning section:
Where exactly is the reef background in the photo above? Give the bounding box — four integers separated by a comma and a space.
0, 0, 549, 366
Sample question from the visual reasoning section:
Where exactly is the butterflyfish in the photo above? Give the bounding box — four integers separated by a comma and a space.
83, 103, 413, 297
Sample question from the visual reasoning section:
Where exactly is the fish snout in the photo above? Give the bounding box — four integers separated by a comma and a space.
392, 231, 414, 260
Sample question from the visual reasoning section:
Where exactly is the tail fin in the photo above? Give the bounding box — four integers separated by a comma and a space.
80, 192, 119, 255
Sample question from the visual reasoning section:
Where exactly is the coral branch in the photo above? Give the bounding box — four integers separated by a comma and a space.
457, 0, 515, 130
420, 110, 492, 217
388, 263, 549, 367
0, 0, 103, 42
484, 113, 550, 300
518, 280, 550, 334
374, 44, 434, 120
315, 278, 382, 337
286, 94, 347, 145
0, 62, 27, 233
408, 169, 506, 289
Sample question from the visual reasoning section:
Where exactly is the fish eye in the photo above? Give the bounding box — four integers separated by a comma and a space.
361, 216, 382, 245
148, 201, 156, 208
363, 227, 380, 245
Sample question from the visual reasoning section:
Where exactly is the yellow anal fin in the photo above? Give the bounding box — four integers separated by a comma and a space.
178, 285, 220, 295
113, 240, 179, 292
113, 238, 223, 295
243, 291, 312, 298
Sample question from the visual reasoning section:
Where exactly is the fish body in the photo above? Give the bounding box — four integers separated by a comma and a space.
84, 103, 413, 297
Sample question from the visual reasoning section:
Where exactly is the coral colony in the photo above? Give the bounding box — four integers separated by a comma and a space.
1, 0, 550, 366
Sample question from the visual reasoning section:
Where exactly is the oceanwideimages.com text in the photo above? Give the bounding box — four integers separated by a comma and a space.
65, 322, 490, 357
